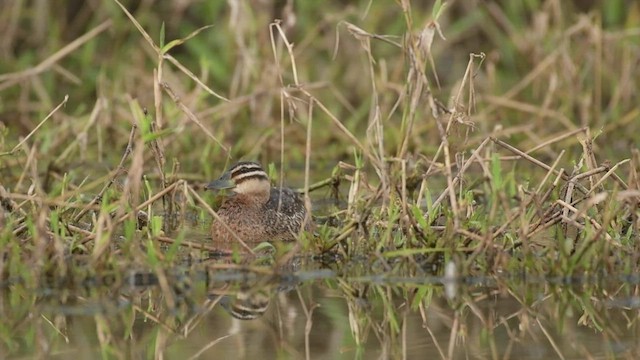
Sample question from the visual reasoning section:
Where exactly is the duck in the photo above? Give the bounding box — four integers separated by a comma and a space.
206, 161, 312, 245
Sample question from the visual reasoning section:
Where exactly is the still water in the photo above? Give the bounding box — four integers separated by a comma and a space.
2, 256, 639, 360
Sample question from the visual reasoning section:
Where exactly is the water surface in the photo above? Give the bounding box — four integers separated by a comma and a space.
2, 256, 639, 359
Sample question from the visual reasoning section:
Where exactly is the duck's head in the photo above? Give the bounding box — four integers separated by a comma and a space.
206, 161, 271, 199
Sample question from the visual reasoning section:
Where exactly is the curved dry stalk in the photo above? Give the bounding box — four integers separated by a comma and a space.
0, 21, 112, 89
185, 184, 255, 255
73, 124, 138, 222
1, 95, 69, 157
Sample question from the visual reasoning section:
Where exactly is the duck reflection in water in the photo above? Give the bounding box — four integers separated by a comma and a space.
212, 286, 272, 321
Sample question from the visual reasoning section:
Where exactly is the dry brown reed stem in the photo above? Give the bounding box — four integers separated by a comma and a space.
14, 142, 37, 192
180, 294, 226, 337
579, 130, 599, 190
525, 170, 569, 236
127, 298, 177, 333
269, 21, 388, 202
571, 206, 614, 263
303, 98, 313, 227
585, 159, 630, 194
326, 185, 384, 251
161, 82, 229, 154
295, 176, 340, 193
77, 180, 183, 244
114, 180, 182, 225
154, 66, 163, 129
156, 236, 221, 253
491, 137, 593, 194
277, 91, 287, 213
57, 98, 105, 162
0, 20, 112, 90
73, 124, 138, 222
478, 17, 593, 120
436, 118, 459, 229
335, 22, 402, 57
145, 104, 169, 220
423, 321, 446, 360
1, 95, 68, 157
536, 317, 566, 360
185, 184, 255, 255
202, 263, 279, 274
479, 50, 560, 118
147, 112, 166, 185
500, 127, 587, 161
297, 87, 375, 165
536, 150, 566, 192
342, 23, 388, 183
2, 193, 102, 211
398, 28, 449, 186
525, 127, 587, 155
163, 54, 228, 101
120, 134, 145, 223
527, 159, 629, 243
457, 228, 484, 243
295, 288, 317, 360
186, 335, 234, 360
51, 172, 124, 207
445, 53, 482, 134
430, 137, 491, 211
555, 199, 616, 244
562, 179, 576, 224
112, 0, 228, 102
491, 150, 566, 240
528, 215, 563, 240
270, 20, 300, 87
483, 95, 576, 131
324, 220, 357, 251
447, 313, 459, 359
154, 264, 177, 310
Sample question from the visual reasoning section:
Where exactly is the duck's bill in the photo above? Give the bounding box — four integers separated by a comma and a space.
205, 174, 236, 190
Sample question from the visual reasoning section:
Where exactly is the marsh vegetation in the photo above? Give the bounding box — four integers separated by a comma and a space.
0, 0, 639, 358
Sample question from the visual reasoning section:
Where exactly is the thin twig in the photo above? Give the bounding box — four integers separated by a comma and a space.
492, 137, 590, 194
161, 82, 230, 154
186, 184, 255, 255
1, 95, 69, 157
0, 21, 112, 89
431, 137, 490, 211
115, 181, 182, 224
73, 124, 137, 222
156, 236, 222, 253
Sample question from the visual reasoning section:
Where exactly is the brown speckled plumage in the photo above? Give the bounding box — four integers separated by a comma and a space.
207, 162, 312, 245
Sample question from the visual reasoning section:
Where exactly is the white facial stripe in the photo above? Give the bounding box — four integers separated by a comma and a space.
234, 170, 268, 183
230, 163, 263, 175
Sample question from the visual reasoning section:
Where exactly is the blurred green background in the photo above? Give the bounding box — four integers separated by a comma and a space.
0, 0, 638, 186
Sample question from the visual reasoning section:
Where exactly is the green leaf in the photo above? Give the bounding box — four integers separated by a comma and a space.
142, 127, 174, 143
491, 153, 502, 190
161, 24, 215, 54
253, 241, 276, 253
151, 215, 163, 237
411, 286, 432, 310
432, 0, 448, 21
159, 22, 166, 48
124, 218, 136, 240
411, 204, 429, 230
145, 238, 159, 266
165, 231, 185, 261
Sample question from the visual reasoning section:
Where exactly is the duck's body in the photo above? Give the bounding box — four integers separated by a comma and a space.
207, 162, 312, 245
